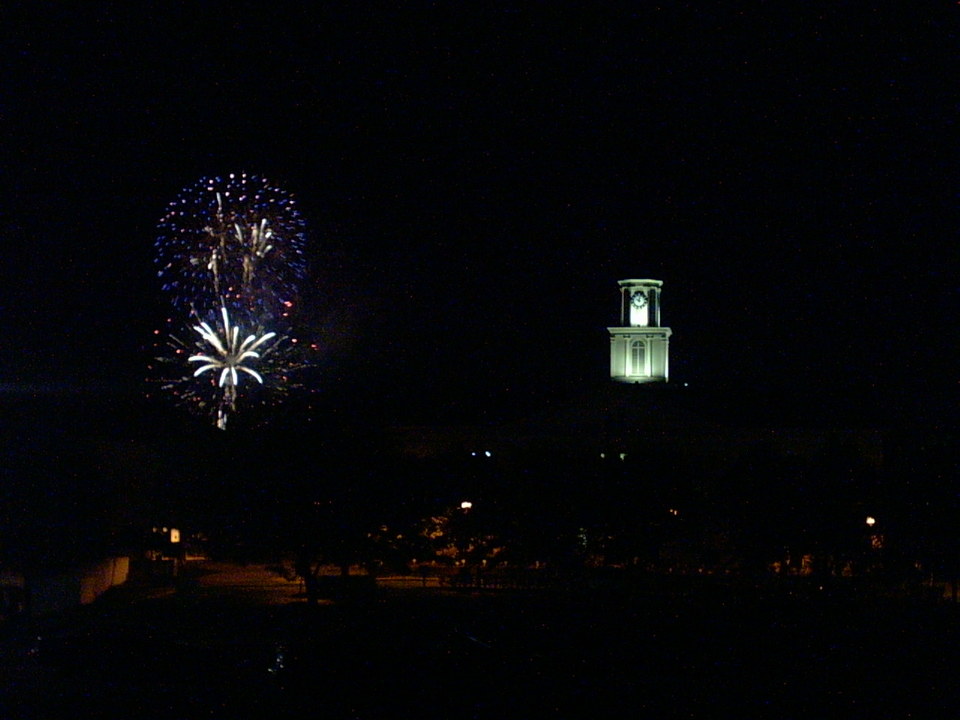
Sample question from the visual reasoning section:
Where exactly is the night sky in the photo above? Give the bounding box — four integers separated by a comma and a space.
3, 3, 958, 428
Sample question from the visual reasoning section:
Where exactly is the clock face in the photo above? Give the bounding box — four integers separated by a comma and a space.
630, 291, 648, 309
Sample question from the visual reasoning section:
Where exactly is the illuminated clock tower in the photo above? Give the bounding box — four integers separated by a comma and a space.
608, 279, 671, 383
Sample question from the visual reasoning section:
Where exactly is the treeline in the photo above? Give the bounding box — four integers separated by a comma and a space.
4, 422, 959, 596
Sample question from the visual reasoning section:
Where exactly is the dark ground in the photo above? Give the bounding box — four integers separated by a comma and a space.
3, 564, 960, 718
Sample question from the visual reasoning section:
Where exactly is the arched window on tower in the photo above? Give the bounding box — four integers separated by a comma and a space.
630, 340, 646, 377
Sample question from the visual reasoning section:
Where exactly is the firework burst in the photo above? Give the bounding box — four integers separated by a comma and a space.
155, 173, 307, 317
189, 304, 277, 390
153, 301, 306, 430
152, 173, 313, 429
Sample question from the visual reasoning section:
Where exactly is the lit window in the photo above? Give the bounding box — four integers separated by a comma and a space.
630, 341, 646, 376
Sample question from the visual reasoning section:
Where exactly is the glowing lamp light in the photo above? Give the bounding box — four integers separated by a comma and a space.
170, 528, 181, 543
460, 501, 473, 510
865, 516, 876, 527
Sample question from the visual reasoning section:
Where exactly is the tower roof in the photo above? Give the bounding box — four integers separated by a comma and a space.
617, 279, 662, 288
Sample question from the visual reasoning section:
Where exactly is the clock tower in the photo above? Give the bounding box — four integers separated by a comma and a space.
608, 279, 672, 383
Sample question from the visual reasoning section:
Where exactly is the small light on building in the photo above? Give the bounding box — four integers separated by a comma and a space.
170, 528, 181, 543
865, 516, 876, 527
460, 501, 473, 510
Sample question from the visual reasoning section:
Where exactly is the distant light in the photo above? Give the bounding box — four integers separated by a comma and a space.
460, 501, 473, 510
170, 528, 180, 543
865, 516, 876, 526
484, 450, 492, 458
619, 453, 627, 461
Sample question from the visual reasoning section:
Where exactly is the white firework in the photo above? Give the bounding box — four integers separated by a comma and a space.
189, 304, 277, 388
186, 304, 280, 430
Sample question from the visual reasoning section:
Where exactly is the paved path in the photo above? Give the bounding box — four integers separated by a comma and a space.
183, 561, 305, 603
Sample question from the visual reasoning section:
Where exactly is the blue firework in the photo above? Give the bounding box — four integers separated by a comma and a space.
155, 173, 307, 318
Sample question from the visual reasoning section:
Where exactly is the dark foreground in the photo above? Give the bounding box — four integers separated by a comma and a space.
3, 566, 960, 718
